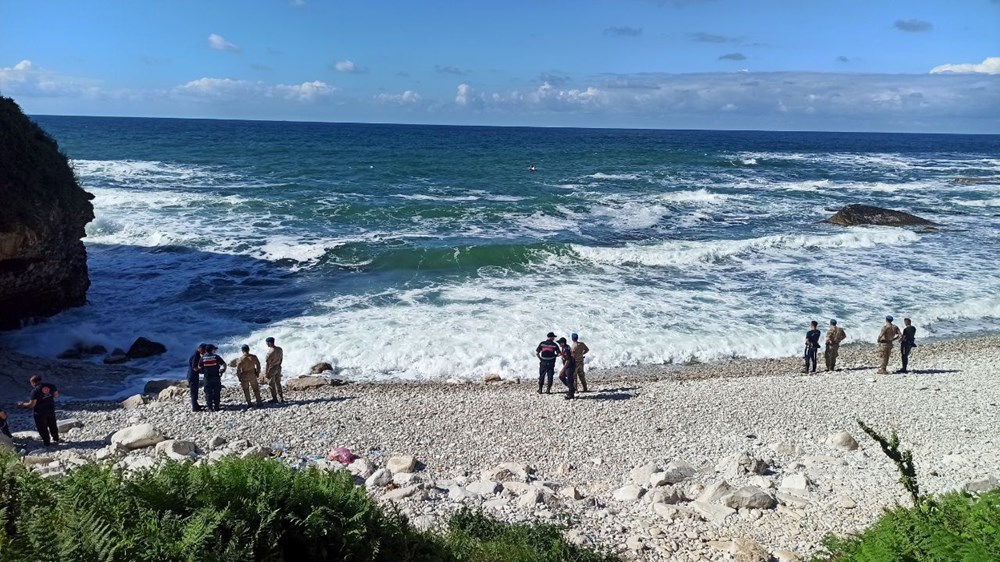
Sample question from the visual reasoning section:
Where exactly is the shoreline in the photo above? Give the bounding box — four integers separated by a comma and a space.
3, 331, 997, 560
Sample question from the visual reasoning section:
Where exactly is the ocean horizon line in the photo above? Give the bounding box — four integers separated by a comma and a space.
28, 112, 1000, 138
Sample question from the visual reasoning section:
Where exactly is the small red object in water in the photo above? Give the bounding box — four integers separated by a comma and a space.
328, 447, 356, 464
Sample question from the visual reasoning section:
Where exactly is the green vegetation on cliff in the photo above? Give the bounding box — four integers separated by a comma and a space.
0, 96, 91, 225
0, 450, 618, 562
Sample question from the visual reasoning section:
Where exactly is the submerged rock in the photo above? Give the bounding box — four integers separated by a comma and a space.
825, 204, 937, 227
127, 337, 167, 359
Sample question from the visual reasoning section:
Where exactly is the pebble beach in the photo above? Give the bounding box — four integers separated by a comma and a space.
3, 335, 999, 561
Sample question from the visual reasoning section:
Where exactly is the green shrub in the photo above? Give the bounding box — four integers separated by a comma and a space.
0, 450, 618, 562
813, 421, 1000, 562
813, 489, 1000, 562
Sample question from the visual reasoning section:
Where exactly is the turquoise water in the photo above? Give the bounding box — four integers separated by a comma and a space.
5, 117, 1000, 387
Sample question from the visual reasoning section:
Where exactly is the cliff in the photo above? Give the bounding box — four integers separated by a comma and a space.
0, 96, 94, 329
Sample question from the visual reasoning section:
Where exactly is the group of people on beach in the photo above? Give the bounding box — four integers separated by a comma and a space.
535, 332, 589, 399
186, 337, 285, 412
803, 315, 917, 375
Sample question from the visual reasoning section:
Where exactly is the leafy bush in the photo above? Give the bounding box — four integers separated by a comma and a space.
813, 489, 1000, 562
0, 450, 618, 562
813, 421, 1000, 562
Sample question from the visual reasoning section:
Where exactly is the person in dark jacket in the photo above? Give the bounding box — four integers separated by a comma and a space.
199, 344, 227, 411
188, 343, 207, 412
803, 320, 821, 373
16, 375, 61, 446
557, 337, 576, 400
535, 332, 560, 394
898, 318, 917, 373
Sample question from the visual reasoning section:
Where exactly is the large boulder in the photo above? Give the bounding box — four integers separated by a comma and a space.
110, 423, 166, 450
310, 362, 334, 374
120, 394, 149, 409
825, 204, 936, 227
127, 337, 167, 359
0, 96, 95, 330
154, 439, 198, 461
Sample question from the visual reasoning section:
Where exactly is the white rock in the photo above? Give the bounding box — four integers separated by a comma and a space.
348, 458, 374, 478
559, 486, 584, 500
23, 455, 56, 466
392, 472, 422, 486
648, 471, 671, 488
650, 486, 686, 505
769, 442, 803, 456
612, 484, 646, 502
708, 538, 770, 561
662, 460, 697, 484
716, 452, 768, 478
120, 394, 149, 409
208, 436, 227, 450
365, 468, 392, 488
697, 479, 734, 504
828, 431, 859, 451
56, 418, 84, 433
564, 529, 587, 546
517, 489, 544, 507
481, 462, 531, 482
466, 480, 502, 496
154, 439, 197, 461
779, 474, 811, 495
963, 476, 1000, 495
157, 386, 188, 401
723, 486, 777, 510
383, 485, 420, 501
448, 485, 477, 500
690, 501, 736, 525
835, 494, 858, 509
625, 535, 646, 551
630, 461, 659, 486
503, 481, 535, 495
386, 455, 417, 474
119, 455, 157, 473
110, 423, 166, 450
411, 515, 437, 531
774, 550, 802, 562
239, 445, 272, 458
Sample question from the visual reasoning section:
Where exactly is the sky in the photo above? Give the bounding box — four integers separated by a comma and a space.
1, 0, 998, 132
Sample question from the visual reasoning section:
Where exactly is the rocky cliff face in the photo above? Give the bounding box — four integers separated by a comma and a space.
0, 96, 94, 329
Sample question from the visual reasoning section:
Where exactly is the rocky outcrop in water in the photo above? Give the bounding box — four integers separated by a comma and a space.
0, 96, 94, 329
825, 204, 936, 227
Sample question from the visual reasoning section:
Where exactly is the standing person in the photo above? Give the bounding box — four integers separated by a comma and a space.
535, 332, 560, 394
570, 333, 590, 392
235, 344, 263, 409
824, 319, 847, 371
876, 315, 902, 375
556, 337, 576, 400
264, 337, 285, 404
899, 318, 917, 373
803, 320, 821, 373
16, 376, 60, 446
187, 343, 206, 412
199, 344, 227, 411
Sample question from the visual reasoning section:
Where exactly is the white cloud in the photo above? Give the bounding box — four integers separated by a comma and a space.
374, 90, 422, 105
334, 60, 361, 73
930, 57, 1000, 75
208, 34, 239, 52
0, 59, 103, 97
177, 77, 335, 101
455, 83, 473, 106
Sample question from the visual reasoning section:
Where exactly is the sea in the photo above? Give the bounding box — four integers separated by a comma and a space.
4, 116, 1000, 393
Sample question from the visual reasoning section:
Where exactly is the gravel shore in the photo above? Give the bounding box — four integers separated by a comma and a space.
4, 335, 998, 561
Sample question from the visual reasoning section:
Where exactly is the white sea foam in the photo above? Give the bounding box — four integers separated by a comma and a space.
585, 172, 644, 181
955, 198, 1000, 207
72, 159, 244, 188
653, 189, 733, 204
571, 229, 920, 268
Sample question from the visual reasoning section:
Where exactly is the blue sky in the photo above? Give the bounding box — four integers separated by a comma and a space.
1, 0, 998, 132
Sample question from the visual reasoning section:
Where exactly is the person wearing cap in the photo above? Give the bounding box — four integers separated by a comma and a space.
876, 316, 901, 375
535, 332, 560, 394
264, 337, 285, 403
803, 320, 821, 373
187, 343, 207, 412
570, 333, 590, 392
898, 318, 917, 373
235, 344, 263, 409
198, 344, 227, 411
556, 336, 576, 399
824, 319, 847, 371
